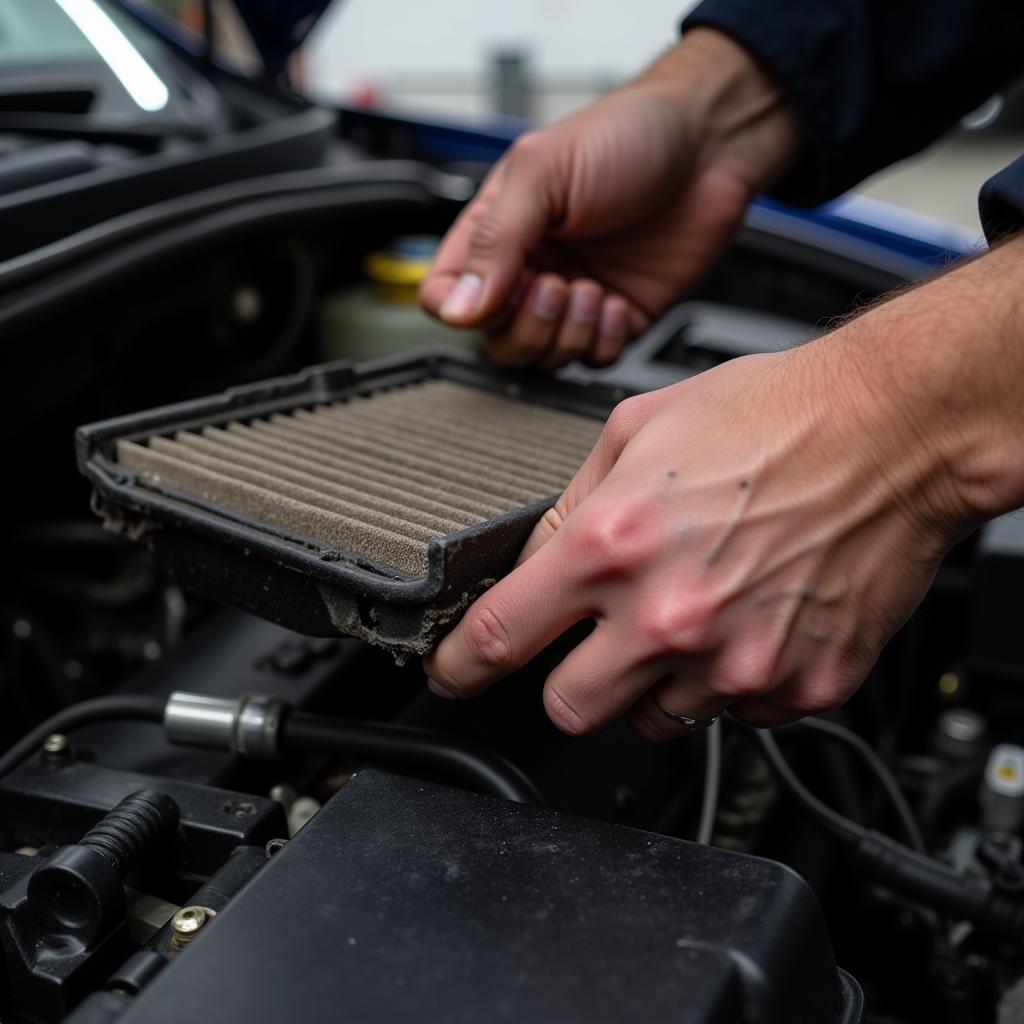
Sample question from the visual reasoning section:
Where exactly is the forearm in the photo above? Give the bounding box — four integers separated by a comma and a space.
636, 29, 1024, 530
814, 235, 1024, 540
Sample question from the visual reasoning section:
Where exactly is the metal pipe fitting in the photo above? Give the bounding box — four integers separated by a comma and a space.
164, 692, 287, 760
234, 693, 286, 759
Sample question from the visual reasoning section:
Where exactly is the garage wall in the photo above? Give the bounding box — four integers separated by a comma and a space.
304, 0, 700, 122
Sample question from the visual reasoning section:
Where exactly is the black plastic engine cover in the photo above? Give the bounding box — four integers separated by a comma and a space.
116, 770, 862, 1024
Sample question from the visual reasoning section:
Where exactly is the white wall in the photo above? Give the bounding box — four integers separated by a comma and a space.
304, 0, 700, 122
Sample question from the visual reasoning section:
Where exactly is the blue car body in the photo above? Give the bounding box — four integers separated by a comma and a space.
329, 105, 977, 275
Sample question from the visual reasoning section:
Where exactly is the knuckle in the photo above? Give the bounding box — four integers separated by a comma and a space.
428, 668, 468, 699
573, 502, 654, 575
462, 604, 513, 670
629, 701, 676, 744
424, 653, 469, 699
603, 400, 633, 442
786, 691, 837, 717
726, 702, 788, 729
785, 675, 844, 716
713, 673, 770, 701
469, 212, 508, 257
508, 130, 548, 166
603, 394, 650, 444
544, 685, 590, 735
640, 600, 715, 654
712, 648, 778, 700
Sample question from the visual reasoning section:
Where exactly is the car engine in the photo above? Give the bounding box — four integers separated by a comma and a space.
2, 6, 1024, 1022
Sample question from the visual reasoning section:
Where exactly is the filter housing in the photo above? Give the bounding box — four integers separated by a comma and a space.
77, 352, 618, 656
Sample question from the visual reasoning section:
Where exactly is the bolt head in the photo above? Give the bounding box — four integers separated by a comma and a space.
43, 734, 68, 755
170, 906, 216, 948
173, 908, 205, 935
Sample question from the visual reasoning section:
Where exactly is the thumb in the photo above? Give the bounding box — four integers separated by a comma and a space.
438, 134, 563, 326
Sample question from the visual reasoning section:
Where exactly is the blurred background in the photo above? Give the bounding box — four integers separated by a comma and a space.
144, 0, 1024, 234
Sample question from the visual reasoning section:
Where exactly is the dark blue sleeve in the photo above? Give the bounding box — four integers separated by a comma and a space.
979, 156, 1024, 241
681, 0, 1024, 224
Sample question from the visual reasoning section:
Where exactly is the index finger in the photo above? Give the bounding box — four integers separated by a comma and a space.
424, 528, 589, 699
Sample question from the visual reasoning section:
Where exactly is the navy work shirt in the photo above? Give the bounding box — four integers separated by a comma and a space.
681, 0, 1024, 240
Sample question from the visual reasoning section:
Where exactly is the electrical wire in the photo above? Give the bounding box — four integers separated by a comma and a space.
748, 726, 861, 843
0, 695, 165, 779
778, 717, 926, 853
741, 724, 1024, 940
696, 719, 722, 845
280, 711, 544, 806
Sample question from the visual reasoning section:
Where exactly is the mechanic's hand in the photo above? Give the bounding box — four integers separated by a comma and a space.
420, 29, 802, 370
425, 236, 1024, 740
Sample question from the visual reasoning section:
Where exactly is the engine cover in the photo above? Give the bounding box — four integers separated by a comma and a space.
116, 770, 862, 1024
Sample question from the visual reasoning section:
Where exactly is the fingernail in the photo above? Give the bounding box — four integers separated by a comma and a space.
531, 279, 565, 321
570, 288, 600, 324
440, 273, 483, 322
600, 301, 627, 338
427, 677, 456, 699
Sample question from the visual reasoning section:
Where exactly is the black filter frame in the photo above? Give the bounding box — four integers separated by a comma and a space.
76, 351, 622, 656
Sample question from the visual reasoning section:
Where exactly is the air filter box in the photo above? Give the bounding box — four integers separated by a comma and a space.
76, 352, 618, 656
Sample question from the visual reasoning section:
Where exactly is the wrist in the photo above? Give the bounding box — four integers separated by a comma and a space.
635, 27, 804, 195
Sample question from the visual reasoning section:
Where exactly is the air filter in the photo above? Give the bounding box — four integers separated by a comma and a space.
77, 352, 620, 656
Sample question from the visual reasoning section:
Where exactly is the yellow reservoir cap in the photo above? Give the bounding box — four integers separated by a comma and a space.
365, 236, 440, 305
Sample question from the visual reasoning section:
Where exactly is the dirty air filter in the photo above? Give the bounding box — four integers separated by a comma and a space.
77, 352, 619, 655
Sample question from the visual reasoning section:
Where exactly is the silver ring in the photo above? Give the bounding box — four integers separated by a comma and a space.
657, 707, 720, 732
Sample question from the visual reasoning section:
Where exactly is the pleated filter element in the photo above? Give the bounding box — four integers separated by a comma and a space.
79, 354, 618, 653
113, 378, 603, 577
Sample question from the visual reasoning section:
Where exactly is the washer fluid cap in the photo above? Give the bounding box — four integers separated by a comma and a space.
365, 236, 441, 304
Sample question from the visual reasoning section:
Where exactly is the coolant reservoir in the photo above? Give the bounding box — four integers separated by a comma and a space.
320, 236, 482, 361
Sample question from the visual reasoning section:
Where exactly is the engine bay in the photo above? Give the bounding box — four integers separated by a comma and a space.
2, 33, 1023, 1020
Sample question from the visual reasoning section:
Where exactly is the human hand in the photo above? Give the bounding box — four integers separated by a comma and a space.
424, 240, 1024, 739
420, 28, 802, 370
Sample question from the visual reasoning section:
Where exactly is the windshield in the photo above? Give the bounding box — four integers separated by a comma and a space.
0, 0, 169, 111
